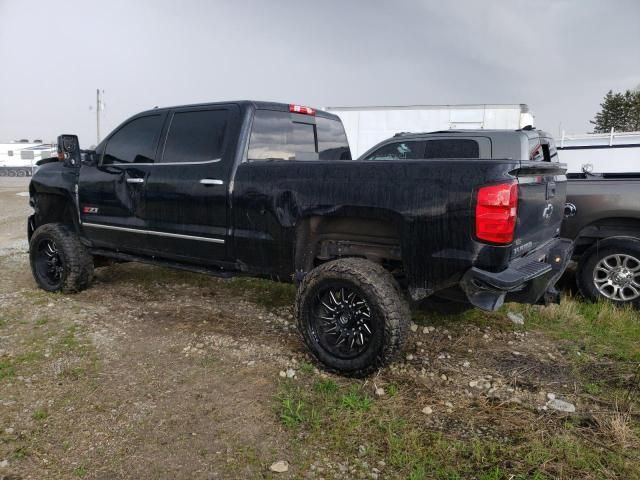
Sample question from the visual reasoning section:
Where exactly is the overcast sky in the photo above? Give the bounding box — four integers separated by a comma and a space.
1, 0, 638, 144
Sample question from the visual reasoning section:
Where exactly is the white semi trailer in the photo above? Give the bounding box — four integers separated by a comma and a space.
324, 104, 535, 158
557, 130, 640, 175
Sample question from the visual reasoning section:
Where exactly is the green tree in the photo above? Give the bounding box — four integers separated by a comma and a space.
591, 89, 640, 133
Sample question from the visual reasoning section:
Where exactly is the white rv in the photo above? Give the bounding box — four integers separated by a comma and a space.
0, 142, 56, 176
557, 130, 640, 175
324, 104, 535, 158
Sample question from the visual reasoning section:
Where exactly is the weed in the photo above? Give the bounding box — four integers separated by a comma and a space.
198, 355, 218, 368
73, 465, 87, 477
594, 402, 638, 448
479, 467, 504, 480
407, 464, 427, 480
386, 383, 399, 397
0, 359, 16, 380
32, 408, 48, 421
13, 446, 27, 459
340, 387, 372, 411
584, 382, 603, 395
280, 397, 306, 428
313, 378, 338, 395
299, 361, 314, 375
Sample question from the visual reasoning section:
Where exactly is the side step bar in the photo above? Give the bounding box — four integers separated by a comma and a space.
90, 248, 239, 279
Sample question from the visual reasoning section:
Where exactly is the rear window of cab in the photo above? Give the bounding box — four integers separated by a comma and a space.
247, 110, 351, 161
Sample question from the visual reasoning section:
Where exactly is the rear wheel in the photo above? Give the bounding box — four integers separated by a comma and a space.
29, 223, 94, 293
577, 238, 640, 308
296, 258, 410, 376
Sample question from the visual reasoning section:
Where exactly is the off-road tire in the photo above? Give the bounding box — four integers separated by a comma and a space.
29, 223, 94, 293
576, 238, 640, 308
295, 258, 410, 377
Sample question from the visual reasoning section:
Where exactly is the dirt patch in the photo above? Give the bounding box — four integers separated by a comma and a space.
493, 354, 572, 392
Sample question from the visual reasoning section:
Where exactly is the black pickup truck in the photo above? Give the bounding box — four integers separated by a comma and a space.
561, 173, 640, 307
28, 101, 572, 375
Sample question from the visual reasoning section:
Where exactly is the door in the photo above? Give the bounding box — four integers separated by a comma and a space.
139, 104, 240, 265
78, 112, 166, 253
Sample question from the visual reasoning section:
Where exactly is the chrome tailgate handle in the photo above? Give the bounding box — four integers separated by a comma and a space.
126, 178, 145, 184
200, 179, 224, 185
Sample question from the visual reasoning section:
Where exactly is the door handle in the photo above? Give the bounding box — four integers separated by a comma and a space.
126, 178, 145, 184
200, 179, 224, 185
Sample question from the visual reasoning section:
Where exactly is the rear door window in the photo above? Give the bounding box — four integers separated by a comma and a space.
248, 110, 351, 161
161, 109, 229, 164
317, 116, 351, 160
364, 141, 425, 160
102, 115, 164, 164
424, 139, 479, 158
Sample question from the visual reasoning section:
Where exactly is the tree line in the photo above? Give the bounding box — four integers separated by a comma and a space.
591, 89, 640, 133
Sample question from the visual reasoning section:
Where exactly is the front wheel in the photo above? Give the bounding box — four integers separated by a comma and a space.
295, 258, 410, 377
29, 223, 94, 293
576, 238, 640, 308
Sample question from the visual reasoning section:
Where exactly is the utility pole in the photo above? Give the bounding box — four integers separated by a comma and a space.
96, 89, 101, 144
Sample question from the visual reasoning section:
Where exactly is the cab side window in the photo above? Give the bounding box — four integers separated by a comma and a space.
161, 109, 229, 163
364, 141, 425, 160
102, 115, 163, 164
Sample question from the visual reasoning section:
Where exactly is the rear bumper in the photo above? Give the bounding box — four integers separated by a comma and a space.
460, 238, 574, 311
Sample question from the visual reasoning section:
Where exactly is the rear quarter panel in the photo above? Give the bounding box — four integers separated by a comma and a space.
231, 159, 521, 294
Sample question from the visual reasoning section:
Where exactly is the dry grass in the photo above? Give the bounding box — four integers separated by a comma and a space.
594, 403, 638, 449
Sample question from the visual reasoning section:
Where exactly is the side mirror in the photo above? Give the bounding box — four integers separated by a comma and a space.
57, 134, 81, 168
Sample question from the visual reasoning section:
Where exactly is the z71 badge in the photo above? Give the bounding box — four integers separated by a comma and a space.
82, 206, 99, 214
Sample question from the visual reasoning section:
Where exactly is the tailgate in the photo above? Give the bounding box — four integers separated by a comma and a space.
510, 161, 567, 258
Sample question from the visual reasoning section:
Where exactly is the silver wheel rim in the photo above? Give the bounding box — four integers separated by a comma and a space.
593, 253, 640, 302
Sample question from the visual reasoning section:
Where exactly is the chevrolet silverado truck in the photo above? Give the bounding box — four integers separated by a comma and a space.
561, 172, 640, 308
28, 102, 572, 376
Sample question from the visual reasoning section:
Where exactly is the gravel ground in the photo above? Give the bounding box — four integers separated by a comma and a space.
0, 177, 31, 254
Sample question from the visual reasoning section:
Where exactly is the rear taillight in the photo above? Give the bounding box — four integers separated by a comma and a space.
289, 104, 315, 116
475, 181, 518, 244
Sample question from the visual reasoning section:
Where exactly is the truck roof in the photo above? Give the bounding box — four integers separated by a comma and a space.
138, 100, 341, 121
391, 128, 553, 140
